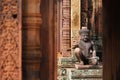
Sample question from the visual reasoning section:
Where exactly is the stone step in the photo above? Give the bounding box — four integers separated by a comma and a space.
57, 76, 68, 80
70, 79, 102, 80
57, 57, 103, 80
74, 64, 103, 69
58, 57, 77, 68
58, 67, 102, 80
67, 67, 102, 80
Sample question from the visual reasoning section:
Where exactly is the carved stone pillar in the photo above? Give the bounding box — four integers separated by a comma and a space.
22, 0, 42, 80
81, 0, 88, 27
59, 0, 71, 57
90, 0, 103, 41
88, 0, 93, 30
97, 0, 102, 36
71, 0, 81, 50
0, 0, 22, 80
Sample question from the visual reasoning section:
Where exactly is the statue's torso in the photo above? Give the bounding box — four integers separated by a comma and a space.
78, 40, 93, 58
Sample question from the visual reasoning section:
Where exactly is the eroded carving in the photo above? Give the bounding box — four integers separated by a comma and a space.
0, 0, 21, 80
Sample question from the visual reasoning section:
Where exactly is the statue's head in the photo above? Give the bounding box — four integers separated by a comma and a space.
79, 27, 90, 42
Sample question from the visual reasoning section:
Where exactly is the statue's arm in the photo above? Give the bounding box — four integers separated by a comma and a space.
72, 41, 81, 49
66, 42, 79, 51
90, 41, 97, 57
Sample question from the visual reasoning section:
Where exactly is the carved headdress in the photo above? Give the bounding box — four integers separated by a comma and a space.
79, 27, 90, 35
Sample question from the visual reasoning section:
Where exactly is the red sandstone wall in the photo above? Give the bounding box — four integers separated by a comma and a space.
0, 0, 22, 80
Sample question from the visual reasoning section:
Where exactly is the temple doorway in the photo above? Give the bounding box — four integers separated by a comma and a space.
57, 0, 103, 80
22, 0, 103, 80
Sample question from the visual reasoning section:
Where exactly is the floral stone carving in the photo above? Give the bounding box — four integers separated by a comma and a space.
0, 0, 21, 80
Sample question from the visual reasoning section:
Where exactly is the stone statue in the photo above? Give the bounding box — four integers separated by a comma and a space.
73, 27, 99, 65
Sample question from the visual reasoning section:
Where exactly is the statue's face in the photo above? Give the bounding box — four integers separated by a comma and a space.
81, 33, 89, 42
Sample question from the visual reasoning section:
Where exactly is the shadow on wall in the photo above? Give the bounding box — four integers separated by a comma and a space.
117, 64, 120, 80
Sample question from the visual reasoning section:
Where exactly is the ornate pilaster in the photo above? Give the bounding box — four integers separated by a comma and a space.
71, 0, 81, 49
22, 0, 42, 80
89, 0, 102, 36
0, 0, 22, 80
81, 0, 88, 27
59, 0, 71, 57
97, 0, 102, 36
88, 0, 93, 30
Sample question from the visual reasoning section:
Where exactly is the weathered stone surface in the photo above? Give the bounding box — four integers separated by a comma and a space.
22, 0, 42, 80
59, 0, 71, 57
57, 76, 68, 80
71, 0, 81, 49
58, 57, 77, 68
67, 68, 102, 80
58, 67, 102, 80
0, 0, 22, 80
58, 68, 67, 76
75, 64, 103, 69
71, 79, 102, 80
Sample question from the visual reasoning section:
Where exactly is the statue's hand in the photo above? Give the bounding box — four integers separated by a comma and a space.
92, 50, 96, 57
89, 57, 99, 65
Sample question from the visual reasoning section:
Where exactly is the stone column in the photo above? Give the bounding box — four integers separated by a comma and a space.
59, 0, 71, 57
71, 0, 81, 50
22, 0, 42, 80
81, 0, 88, 27
88, 0, 93, 31
98, 0, 102, 36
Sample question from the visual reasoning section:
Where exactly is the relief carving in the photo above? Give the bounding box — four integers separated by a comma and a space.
71, 0, 80, 50
0, 0, 21, 80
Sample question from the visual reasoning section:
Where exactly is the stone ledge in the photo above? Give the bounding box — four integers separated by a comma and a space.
71, 75, 102, 79
58, 57, 77, 68
58, 57, 77, 62
57, 76, 68, 80
75, 64, 103, 69
71, 78, 102, 80
66, 68, 102, 80
58, 64, 75, 68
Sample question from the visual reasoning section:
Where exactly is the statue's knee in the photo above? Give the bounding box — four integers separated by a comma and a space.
74, 48, 80, 54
